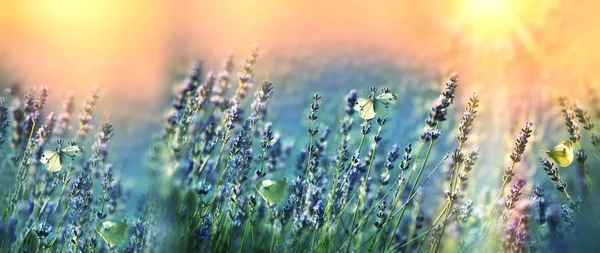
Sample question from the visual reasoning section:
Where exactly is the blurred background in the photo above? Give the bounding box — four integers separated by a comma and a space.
1, 0, 599, 190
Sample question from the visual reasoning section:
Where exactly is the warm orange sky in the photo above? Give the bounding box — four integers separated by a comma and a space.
1, 0, 600, 110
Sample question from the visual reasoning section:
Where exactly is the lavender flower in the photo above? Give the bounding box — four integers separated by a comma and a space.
311, 200, 325, 229
233, 45, 259, 102
533, 185, 547, 224
459, 145, 479, 184
257, 123, 274, 177
541, 155, 567, 192
457, 92, 479, 144
592, 132, 600, 148
34, 85, 49, 113
304, 93, 321, 183
373, 201, 387, 230
420, 127, 441, 142
55, 92, 75, 136
0, 97, 9, 148
211, 52, 234, 107
195, 71, 216, 113
76, 87, 100, 140
559, 97, 581, 143
266, 132, 282, 172
360, 121, 371, 136
22, 87, 37, 120
11, 89, 34, 150
426, 73, 458, 127
574, 101, 595, 131
510, 122, 533, 163
505, 178, 526, 211
91, 121, 115, 164
249, 80, 274, 124
36, 222, 52, 240
32, 113, 56, 162
227, 131, 252, 210
380, 144, 400, 185
561, 204, 576, 232
345, 89, 358, 116
399, 143, 413, 171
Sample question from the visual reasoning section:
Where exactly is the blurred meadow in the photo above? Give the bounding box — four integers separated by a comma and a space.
2, 0, 600, 252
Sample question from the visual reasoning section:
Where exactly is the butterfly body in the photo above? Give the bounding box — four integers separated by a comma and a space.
353, 91, 397, 120
40, 145, 83, 172
546, 141, 574, 167
255, 179, 288, 204
96, 220, 128, 245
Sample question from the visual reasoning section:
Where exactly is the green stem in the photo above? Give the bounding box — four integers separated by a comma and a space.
384, 139, 434, 252
326, 129, 368, 250
379, 141, 424, 252
318, 130, 349, 250
346, 125, 382, 252
205, 129, 232, 209
303, 100, 318, 186
270, 222, 277, 253
472, 161, 516, 251
582, 162, 593, 198
239, 219, 251, 253
369, 172, 404, 253
417, 201, 451, 251
573, 141, 593, 198
9, 119, 37, 215
403, 190, 423, 253
339, 176, 399, 252
428, 142, 464, 253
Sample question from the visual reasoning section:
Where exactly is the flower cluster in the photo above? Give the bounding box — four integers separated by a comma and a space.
76, 87, 100, 140
509, 121, 533, 164
425, 73, 459, 126
0, 97, 9, 148
55, 92, 75, 137
505, 178, 526, 211
541, 156, 567, 192
457, 92, 479, 144
559, 97, 581, 143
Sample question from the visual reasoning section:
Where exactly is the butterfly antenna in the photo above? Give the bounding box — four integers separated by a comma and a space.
282, 170, 289, 181
123, 210, 133, 222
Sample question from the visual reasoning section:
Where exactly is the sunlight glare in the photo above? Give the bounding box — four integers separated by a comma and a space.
457, 0, 521, 40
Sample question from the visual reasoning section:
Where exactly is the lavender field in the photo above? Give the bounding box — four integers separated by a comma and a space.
2, 1, 600, 252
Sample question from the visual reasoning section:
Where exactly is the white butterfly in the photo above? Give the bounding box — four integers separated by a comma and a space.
353, 91, 397, 120
40, 145, 83, 172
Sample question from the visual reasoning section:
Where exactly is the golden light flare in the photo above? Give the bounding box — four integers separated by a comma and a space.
444, 0, 555, 55
457, 0, 521, 38
0, 0, 598, 110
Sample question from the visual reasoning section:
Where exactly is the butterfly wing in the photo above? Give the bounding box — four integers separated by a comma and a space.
40, 151, 62, 173
264, 180, 288, 204
353, 98, 369, 112
548, 141, 574, 167
373, 99, 394, 118
255, 179, 287, 204
96, 221, 128, 245
62, 145, 83, 157
354, 98, 375, 120
61, 145, 83, 168
40, 150, 57, 164
376, 92, 397, 105
255, 180, 270, 203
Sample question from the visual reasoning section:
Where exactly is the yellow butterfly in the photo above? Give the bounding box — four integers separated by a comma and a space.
255, 179, 288, 204
96, 220, 128, 245
546, 141, 574, 167
40, 145, 83, 172
353, 90, 397, 120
